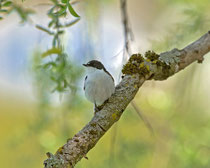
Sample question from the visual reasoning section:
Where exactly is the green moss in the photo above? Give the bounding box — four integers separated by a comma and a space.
74, 138, 79, 142
56, 146, 64, 154
67, 138, 72, 142
122, 50, 177, 80
122, 52, 152, 76
89, 129, 97, 135
145, 50, 159, 61
44, 152, 65, 168
112, 112, 120, 120
122, 53, 150, 76
90, 123, 97, 127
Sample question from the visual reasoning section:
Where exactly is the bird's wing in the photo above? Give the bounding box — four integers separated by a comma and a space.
104, 69, 114, 83
84, 76, 88, 90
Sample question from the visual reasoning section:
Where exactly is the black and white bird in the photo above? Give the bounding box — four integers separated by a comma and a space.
83, 60, 115, 111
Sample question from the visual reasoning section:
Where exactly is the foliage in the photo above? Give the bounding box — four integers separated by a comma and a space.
29, 1, 83, 149
152, 0, 210, 51
35, 0, 80, 93
0, 0, 34, 22
1, 0, 81, 93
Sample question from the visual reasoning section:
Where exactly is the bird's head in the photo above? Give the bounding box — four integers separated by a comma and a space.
83, 60, 105, 73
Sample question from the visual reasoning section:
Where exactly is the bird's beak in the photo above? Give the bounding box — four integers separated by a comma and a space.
83, 64, 87, 67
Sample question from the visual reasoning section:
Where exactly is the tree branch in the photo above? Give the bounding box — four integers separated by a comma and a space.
43, 31, 210, 168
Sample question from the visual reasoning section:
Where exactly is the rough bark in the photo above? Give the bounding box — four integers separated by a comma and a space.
43, 31, 210, 168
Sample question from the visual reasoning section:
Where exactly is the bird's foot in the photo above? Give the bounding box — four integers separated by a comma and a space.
94, 105, 100, 114
94, 105, 104, 114
94, 99, 110, 114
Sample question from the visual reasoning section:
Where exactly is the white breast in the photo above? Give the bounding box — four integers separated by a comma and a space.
84, 67, 115, 106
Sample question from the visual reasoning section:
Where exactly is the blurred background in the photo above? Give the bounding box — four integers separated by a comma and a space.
0, 0, 210, 167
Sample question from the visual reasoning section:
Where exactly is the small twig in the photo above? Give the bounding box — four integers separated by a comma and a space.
120, 0, 153, 134
36, 25, 54, 35
120, 0, 133, 55
131, 101, 154, 136
109, 123, 118, 167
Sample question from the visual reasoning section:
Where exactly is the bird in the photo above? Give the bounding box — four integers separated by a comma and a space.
83, 60, 115, 112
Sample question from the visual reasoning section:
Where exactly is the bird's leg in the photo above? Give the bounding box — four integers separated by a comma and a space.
94, 99, 110, 114
94, 101, 99, 114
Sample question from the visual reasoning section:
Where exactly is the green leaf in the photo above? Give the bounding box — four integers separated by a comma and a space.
3, 1, 12, 7
43, 62, 57, 69
56, 6, 67, 16
48, 20, 55, 28
36, 25, 54, 35
48, 6, 56, 16
63, 79, 68, 88
42, 47, 62, 58
60, 18, 80, 27
12, 4, 34, 23
67, 2, 79, 17
55, 4, 66, 14
61, 0, 68, 3
58, 30, 64, 34
50, 76, 57, 82
0, 9, 8, 13
0, 16, 3, 20
52, 36, 57, 47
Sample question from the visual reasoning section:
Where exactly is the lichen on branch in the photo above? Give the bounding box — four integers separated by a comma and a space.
122, 49, 182, 80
